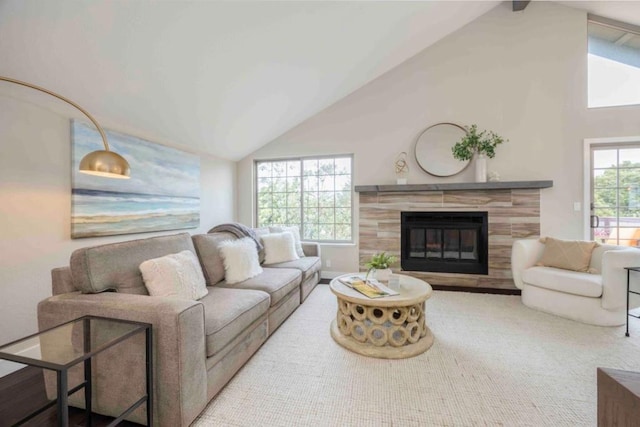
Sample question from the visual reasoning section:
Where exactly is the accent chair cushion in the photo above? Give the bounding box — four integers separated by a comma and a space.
537, 237, 598, 273
139, 250, 208, 300
218, 237, 263, 284
522, 266, 603, 297
269, 226, 305, 258
262, 232, 299, 264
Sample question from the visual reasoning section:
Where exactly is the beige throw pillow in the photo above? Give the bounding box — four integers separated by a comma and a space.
219, 237, 263, 284
537, 237, 598, 272
139, 250, 208, 300
262, 232, 300, 264
269, 226, 305, 257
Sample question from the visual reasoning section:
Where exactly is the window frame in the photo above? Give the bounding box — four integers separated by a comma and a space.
254, 154, 354, 244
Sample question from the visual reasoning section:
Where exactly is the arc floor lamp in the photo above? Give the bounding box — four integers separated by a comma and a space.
0, 76, 130, 179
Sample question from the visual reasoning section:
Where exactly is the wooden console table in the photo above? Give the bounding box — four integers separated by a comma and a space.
597, 367, 640, 426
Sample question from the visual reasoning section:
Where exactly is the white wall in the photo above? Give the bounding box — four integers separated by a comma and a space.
237, 2, 640, 275
0, 93, 236, 345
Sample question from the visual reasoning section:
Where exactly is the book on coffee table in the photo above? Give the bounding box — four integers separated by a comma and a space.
338, 276, 399, 299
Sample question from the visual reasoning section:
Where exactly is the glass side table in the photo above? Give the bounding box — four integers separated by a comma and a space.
624, 267, 640, 337
0, 315, 152, 426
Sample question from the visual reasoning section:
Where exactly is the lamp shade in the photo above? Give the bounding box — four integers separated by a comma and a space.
79, 150, 131, 179
0, 76, 131, 179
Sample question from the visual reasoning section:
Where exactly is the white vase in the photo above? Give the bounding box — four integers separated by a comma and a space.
475, 153, 487, 183
374, 268, 392, 282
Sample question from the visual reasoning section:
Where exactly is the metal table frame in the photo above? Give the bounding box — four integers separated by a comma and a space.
0, 315, 152, 426
624, 267, 640, 337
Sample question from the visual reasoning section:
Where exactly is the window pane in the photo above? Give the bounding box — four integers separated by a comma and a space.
318, 159, 335, 175
304, 191, 318, 208
304, 224, 318, 240
319, 224, 335, 240
335, 157, 351, 175
588, 20, 640, 108
335, 175, 351, 191
319, 175, 335, 192
303, 159, 318, 176
258, 191, 272, 206
257, 162, 272, 177
287, 209, 301, 225
319, 192, 334, 207
335, 208, 350, 224
336, 224, 351, 240
304, 208, 319, 224
287, 192, 301, 208
258, 209, 272, 225
287, 177, 301, 192
319, 208, 334, 224
335, 191, 351, 208
287, 161, 301, 177
258, 178, 272, 192
303, 176, 318, 192
593, 150, 617, 169
273, 161, 287, 177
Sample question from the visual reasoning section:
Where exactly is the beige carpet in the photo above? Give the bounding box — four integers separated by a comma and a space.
194, 285, 640, 426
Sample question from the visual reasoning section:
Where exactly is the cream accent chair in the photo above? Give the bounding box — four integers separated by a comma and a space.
511, 239, 640, 326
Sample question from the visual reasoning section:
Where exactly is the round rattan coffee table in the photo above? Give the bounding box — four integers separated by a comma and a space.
329, 273, 434, 359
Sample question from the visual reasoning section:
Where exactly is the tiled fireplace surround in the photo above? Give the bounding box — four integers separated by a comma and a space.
356, 181, 553, 291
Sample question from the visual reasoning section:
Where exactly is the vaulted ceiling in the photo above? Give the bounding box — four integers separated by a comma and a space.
0, 1, 637, 160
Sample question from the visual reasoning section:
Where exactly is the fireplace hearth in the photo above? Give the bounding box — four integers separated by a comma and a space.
401, 211, 488, 275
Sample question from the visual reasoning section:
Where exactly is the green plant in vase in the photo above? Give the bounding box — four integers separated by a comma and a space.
365, 252, 397, 282
452, 124, 507, 182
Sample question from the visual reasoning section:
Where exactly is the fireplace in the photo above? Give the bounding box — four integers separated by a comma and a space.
401, 211, 488, 275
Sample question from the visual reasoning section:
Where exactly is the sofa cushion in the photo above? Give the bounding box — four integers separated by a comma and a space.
70, 233, 196, 294
269, 226, 305, 258
264, 256, 321, 282
192, 232, 237, 285
522, 266, 603, 297
218, 237, 263, 284
261, 232, 299, 264
199, 287, 270, 357
139, 250, 208, 300
537, 237, 598, 272
218, 268, 301, 307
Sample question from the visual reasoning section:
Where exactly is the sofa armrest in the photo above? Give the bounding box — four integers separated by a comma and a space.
38, 292, 207, 427
302, 242, 321, 258
601, 248, 640, 310
511, 239, 545, 289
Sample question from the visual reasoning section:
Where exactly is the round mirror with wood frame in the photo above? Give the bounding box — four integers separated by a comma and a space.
414, 122, 470, 177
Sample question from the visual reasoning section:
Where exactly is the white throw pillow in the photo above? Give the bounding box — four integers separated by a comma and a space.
262, 232, 300, 264
219, 237, 263, 284
139, 250, 208, 300
269, 226, 305, 257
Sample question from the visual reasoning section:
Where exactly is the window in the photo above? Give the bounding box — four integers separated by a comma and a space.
588, 15, 640, 108
256, 155, 353, 242
588, 140, 640, 247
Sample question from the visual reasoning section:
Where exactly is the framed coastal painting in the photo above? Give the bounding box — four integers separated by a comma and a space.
71, 119, 200, 238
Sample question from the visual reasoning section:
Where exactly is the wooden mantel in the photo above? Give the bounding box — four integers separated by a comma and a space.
355, 180, 553, 193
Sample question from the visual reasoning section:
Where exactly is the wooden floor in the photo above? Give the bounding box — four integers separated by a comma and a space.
0, 366, 142, 427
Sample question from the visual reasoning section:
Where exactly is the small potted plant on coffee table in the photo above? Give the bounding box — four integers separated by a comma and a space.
365, 252, 398, 282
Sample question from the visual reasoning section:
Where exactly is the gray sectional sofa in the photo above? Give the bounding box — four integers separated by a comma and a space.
37, 230, 321, 426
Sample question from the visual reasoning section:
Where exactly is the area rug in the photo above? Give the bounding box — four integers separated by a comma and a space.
194, 285, 640, 426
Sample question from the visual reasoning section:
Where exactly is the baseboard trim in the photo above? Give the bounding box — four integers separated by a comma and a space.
431, 285, 521, 295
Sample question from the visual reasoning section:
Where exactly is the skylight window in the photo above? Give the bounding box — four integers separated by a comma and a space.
588, 15, 640, 108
